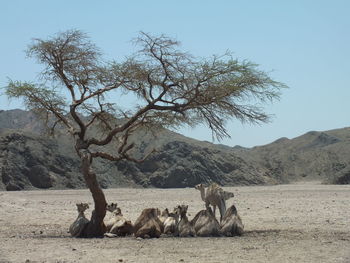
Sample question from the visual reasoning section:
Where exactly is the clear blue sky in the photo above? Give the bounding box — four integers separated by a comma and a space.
1, 0, 349, 147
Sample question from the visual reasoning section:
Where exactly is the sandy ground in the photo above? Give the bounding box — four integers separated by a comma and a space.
0, 183, 349, 263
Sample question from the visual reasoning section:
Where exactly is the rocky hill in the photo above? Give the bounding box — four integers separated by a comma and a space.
0, 109, 349, 190
232, 129, 350, 185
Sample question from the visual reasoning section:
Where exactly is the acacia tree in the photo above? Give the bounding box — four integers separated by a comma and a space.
6, 30, 285, 237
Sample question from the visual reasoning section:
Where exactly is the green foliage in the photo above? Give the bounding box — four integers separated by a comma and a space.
6, 80, 67, 114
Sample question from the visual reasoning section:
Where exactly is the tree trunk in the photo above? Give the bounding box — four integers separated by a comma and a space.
80, 152, 107, 237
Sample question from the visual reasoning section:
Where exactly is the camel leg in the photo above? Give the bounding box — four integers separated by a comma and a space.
234, 217, 244, 236
218, 199, 226, 222
135, 225, 149, 238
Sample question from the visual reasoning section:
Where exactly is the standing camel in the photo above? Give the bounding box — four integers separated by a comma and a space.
195, 183, 234, 222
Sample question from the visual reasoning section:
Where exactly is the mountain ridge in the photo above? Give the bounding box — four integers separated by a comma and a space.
0, 109, 349, 190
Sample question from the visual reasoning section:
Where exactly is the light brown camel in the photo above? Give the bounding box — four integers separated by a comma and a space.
176, 205, 195, 237
220, 204, 244, 236
105, 203, 133, 236
105, 203, 118, 232
191, 206, 220, 237
163, 207, 180, 235
133, 208, 163, 238
195, 183, 234, 222
69, 203, 89, 237
159, 208, 169, 226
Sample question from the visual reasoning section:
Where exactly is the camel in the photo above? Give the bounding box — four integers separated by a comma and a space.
163, 207, 180, 235
105, 203, 119, 232
176, 205, 195, 237
220, 204, 244, 236
69, 203, 89, 237
133, 208, 163, 238
191, 206, 220, 237
195, 183, 234, 222
105, 203, 133, 237
159, 208, 169, 226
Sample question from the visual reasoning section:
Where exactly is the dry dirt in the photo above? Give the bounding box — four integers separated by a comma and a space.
0, 183, 349, 263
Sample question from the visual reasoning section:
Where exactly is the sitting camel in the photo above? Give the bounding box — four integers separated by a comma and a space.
159, 208, 169, 226
220, 204, 244, 236
105, 203, 133, 237
163, 207, 180, 235
105, 203, 118, 232
69, 203, 89, 237
176, 205, 195, 237
195, 183, 234, 222
191, 206, 220, 237
133, 208, 163, 238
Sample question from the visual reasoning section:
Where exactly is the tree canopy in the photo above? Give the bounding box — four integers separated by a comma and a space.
7, 30, 285, 151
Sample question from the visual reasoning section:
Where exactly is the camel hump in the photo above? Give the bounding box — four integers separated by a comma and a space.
224, 204, 238, 217
208, 182, 221, 189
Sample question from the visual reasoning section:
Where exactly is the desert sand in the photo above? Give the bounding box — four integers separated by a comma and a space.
0, 183, 349, 263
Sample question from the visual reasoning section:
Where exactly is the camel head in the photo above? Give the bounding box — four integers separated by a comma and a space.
172, 207, 180, 215
168, 207, 180, 220
113, 207, 123, 216
76, 203, 89, 213
224, 192, 234, 199
194, 184, 205, 191
161, 208, 169, 217
177, 205, 188, 217
106, 202, 118, 212
168, 207, 180, 216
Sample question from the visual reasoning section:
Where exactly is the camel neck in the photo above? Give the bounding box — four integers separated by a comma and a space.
78, 211, 86, 218
200, 188, 206, 201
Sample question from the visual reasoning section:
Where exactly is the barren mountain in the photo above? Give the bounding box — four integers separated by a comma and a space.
0, 109, 349, 190
234, 128, 350, 184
